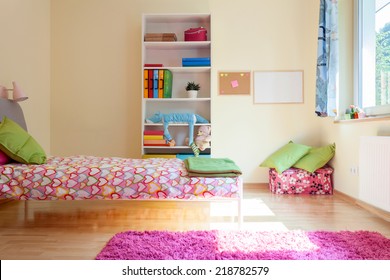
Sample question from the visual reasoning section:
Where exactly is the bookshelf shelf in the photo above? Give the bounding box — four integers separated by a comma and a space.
143, 146, 211, 154
142, 13, 212, 157
144, 98, 211, 102
143, 67, 211, 73
144, 41, 211, 50
144, 123, 211, 127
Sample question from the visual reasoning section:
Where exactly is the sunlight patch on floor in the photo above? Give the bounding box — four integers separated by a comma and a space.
209, 222, 289, 231
242, 198, 275, 216
210, 198, 275, 217
213, 230, 319, 253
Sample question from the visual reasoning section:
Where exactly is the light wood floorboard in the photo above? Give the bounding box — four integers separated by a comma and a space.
0, 183, 389, 260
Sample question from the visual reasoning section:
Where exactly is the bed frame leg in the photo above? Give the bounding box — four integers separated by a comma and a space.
237, 197, 243, 229
237, 180, 243, 229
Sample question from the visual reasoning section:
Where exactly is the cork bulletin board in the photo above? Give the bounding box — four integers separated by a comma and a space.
218, 71, 251, 95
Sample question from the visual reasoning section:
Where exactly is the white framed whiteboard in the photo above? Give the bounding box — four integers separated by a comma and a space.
253, 70, 304, 104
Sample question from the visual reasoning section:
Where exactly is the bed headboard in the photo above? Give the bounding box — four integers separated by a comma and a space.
0, 98, 27, 131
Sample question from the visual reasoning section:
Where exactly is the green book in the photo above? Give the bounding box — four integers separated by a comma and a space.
163, 69, 172, 98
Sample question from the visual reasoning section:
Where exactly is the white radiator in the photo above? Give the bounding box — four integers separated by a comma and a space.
359, 136, 390, 212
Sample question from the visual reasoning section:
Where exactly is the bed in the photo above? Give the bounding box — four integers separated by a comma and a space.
0, 99, 243, 224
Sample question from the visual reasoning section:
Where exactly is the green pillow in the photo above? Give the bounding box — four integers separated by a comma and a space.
260, 141, 311, 173
0, 116, 47, 164
293, 143, 335, 172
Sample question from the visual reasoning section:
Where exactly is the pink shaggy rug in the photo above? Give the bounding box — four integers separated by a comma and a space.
96, 230, 390, 260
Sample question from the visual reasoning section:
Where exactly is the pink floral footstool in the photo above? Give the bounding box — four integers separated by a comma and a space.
269, 166, 333, 195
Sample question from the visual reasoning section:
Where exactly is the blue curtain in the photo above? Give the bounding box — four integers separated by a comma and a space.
315, 0, 339, 117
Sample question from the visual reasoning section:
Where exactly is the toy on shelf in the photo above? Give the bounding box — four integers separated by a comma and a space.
195, 125, 211, 151
145, 112, 209, 149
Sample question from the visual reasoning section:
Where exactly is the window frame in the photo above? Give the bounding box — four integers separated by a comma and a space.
354, 0, 390, 116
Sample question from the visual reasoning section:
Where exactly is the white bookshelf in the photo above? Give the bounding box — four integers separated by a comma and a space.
141, 13, 212, 156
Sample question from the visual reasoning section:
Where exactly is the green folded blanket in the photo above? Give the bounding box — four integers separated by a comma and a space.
184, 157, 242, 177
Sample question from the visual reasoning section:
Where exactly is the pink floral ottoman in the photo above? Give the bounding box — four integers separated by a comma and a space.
269, 166, 333, 195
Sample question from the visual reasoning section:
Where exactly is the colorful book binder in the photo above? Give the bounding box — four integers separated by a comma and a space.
158, 70, 164, 98
143, 70, 148, 98
143, 69, 172, 98
153, 70, 158, 98
148, 69, 153, 98
163, 69, 172, 98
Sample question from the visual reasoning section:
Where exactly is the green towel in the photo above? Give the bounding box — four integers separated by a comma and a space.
184, 157, 242, 177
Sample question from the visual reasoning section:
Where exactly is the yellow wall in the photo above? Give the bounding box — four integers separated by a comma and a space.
0, 0, 51, 154
3, 0, 384, 199
51, 0, 322, 183
209, 0, 322, 182
51, 0, 210, 157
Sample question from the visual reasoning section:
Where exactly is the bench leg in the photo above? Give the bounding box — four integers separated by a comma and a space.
237, 197, 243, 228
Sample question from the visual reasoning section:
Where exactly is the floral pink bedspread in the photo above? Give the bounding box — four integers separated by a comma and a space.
0, 156, 241, 200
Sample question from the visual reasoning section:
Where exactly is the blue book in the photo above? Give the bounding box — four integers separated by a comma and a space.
153, 70, 158, 98
182, 62, 211, 67
182, 57, 210, 62
182, 57, 211, 67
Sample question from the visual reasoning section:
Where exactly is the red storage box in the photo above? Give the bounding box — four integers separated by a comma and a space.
269, 166, 333, 195
184, 27, 207, 41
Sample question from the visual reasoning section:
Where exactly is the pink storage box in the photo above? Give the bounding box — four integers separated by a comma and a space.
184, 27, 207, 41
269, 166, 333, 195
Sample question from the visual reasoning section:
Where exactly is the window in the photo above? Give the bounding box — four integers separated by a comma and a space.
356, 0, 390, 116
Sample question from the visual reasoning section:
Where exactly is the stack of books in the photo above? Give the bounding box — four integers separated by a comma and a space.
143, 69, 172, 98
182, 57, 211, 67
144, 33, 177, 42
143, 130, 169, 146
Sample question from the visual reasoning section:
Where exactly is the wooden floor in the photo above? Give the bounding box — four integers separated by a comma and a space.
0, 183, 389, 260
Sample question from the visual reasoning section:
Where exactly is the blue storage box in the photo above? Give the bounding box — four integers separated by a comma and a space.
176, 154, 211, 160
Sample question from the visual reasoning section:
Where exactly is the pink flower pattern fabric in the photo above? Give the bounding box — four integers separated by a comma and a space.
0, 156, 241, 200
269, 166, 333, 195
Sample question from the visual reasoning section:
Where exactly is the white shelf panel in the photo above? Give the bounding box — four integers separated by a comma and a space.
144, 98, 211, 102
144, 67, 211, 73
144, 123, 211, 127
143, 146, 211, 152
144, 41, 211, 50
144, 14, 211, 23
143, 146, 189, 149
